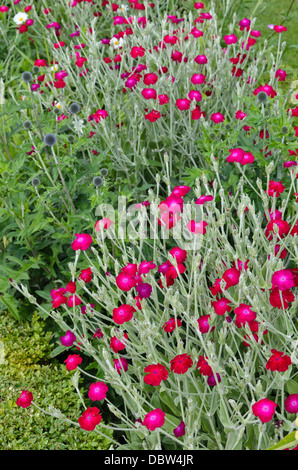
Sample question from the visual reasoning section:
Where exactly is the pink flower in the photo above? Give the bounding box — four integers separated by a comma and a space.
94, 217, 114, 231
234, 303, 256, 326
16, 390, 33, 408
187, 220, 208, 234
142, 88, 157, 100
116, 271, 137, 291
252, 398, 277, 423
64, 354, 82, 371
224, 34, 238, 44
222, 268, 240, 288
60, 330, 76, 347
197, 314, 214, 333
176, 98, 191, 110
271, 270, 295, 291
274, 25, 287, 33
71, 233, 93, 251
143, 409, 165, 431
110, 333, 128, 353
169, 246, 187, 263
113, 357, 128, 374
191, 73, 206, 85
210, 113, 225, 123
212, 298, 232, 316
275, 69, 287, 81
235, 110, 247, 120
162, 317, 182, 332
130, 46, 145, 58
88, 382, 108, 401
67, 295, 82, 307
195, 194, 213, 205
158, 94, 169, 105
79, 267, 93, 283
207, 373, 221, 387
284, 394, 298, 414
194, 54, 207, 64
113, 304, 136, 324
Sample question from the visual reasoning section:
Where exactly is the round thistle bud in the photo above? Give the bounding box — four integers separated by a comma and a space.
21, 71, 33, 83
53, 108, 60, 115
32, 66, 39, 74
67, 135, 75, 144
69, 103, 81, 115
23, 120, 32, 130
281, 126, 289, 134
209, 132, 217, 140
100, 168, 109, 177
2, 171, 9, 179
257, 91, 268, 103
225, 124, 231, 131
44, 134, 56, 146
82, 118, 88, 126
93, 176, 103, 188
31, 177, 40, 187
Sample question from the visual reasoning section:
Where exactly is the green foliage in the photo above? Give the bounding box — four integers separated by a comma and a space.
0, 312, 112, 449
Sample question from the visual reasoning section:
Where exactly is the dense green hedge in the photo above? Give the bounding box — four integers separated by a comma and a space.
0, 312, 112, 449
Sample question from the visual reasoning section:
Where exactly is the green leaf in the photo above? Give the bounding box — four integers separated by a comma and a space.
267, 432, 297, 450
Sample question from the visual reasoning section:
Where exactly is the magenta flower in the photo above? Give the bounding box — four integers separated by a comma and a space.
284, 394, 298, 414
113, 357, 128, 374
71, 233, 93, 251
252, 398, 277, 423
88, 382, 108, 401
60, 330, 76, 347
143, 408, 165, 431
271, 270, 295, 291
174, 420, 186, 437
207, 373, 221, 387
210, 112, 225, 123
16, 390, 33, 408
136, 282, 152, 299
64, 354, 82, 371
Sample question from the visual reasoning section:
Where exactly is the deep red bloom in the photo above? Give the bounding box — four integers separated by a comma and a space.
196, 356, 213, 376
79, 267, 93, 283
110, 332, 128, 352
88, 382, 108, 401
78, 407, 102, 431
170, 354, 193, 374
198, 314, 214, 333
144, 364, 168, 386
64, 354, 82, 371
266, 349, 292, 372
16, 390, 33, 408
162, 317, 182, 332
212, 298, 232, 316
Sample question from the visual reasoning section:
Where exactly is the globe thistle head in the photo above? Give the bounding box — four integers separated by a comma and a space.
93, 176, 103, 188
116, 177, 122, 184
281, 126, 289, 135
257, 91, 268, 103
225, 124, 231, 131
209, 132, 217, 140
53, 108, 60, 115
21, 71, 33, 83
44, 133, 56, 146
31, 177, 40, 187
82, 118, 88, 126
32, 66, 39, 74
2, 171, 9, 179
100, 168, 109, 177
23, 120, 32, 130
67, 135, 75, 144
69, 103, 81, 115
